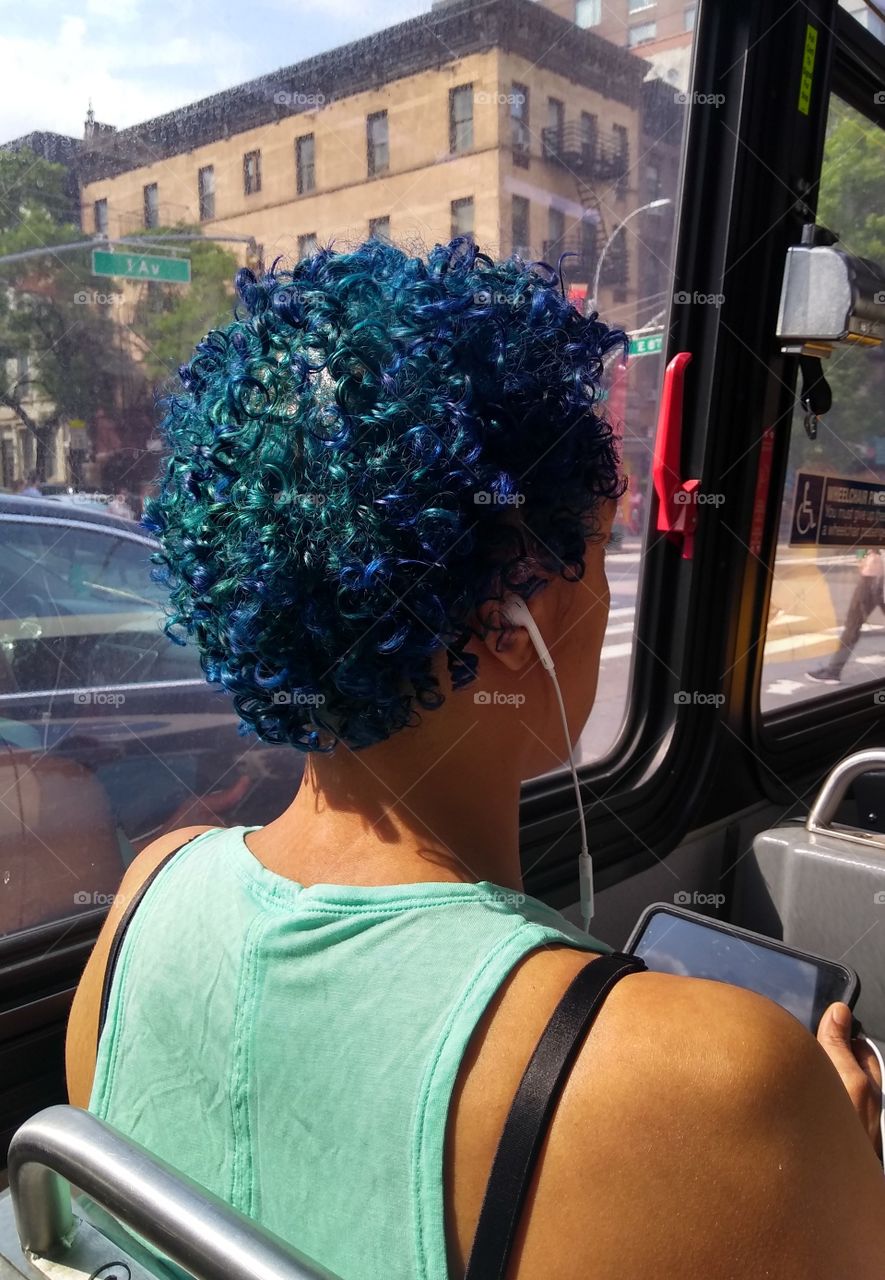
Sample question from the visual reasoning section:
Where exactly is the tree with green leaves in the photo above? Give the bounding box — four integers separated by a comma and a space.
797, 97, 885, 476
0, 148, 239, 492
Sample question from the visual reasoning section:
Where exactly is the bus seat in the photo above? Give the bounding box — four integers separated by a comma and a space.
741, 750, 885, 1045
0, 1105, 341, 1280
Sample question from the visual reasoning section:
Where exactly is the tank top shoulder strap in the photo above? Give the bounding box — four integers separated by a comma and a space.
96, 831, 218, 1054
464, 950, 647, 1280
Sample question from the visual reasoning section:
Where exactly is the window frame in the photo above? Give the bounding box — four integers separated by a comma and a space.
197, 165, 215, 221
142, 182, 158, 228
511, 194, 530, 257
367, 110, 389, 177
510, 82, 530, 166
243, 149, 262, 196
93, 197, 108, 235
575, 0, 602, 28
449, 84, 474, 153
450, 195, 475, 240
296, 133, 316, 195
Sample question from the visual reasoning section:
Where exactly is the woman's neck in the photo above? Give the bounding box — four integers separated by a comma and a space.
246, 735, 526, 891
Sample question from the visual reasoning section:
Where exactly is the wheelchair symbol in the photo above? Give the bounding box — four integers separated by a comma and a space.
795, 480, 818, 537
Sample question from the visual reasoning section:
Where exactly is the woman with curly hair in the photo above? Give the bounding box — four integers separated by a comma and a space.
67, 239, 885, 1280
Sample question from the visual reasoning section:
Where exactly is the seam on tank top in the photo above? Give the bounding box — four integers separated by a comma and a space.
230, 863, 572, 921
410, 921, 604, 1280
410, 922, 546, 1280
228, 908, 268, 1216
93, 830, 224, 1116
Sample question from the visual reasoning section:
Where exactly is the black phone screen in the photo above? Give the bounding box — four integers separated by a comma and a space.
629, 909, 857, 1031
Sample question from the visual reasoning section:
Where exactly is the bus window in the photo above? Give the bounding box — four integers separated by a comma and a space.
0, 0, 701, 931
761, 96, 885, 712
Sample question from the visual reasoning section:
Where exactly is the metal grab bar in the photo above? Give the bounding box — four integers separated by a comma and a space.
8, 1105, 342, 1280
806, 749, 885, 845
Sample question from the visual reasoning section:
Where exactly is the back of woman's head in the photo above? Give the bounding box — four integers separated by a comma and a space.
144, 237, 626, 752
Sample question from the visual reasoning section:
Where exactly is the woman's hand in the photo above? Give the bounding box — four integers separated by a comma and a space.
817, 1002, 883, 1157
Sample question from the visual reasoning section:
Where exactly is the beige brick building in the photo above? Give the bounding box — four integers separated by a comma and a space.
78, 0, 649, 318
2, 0, 685, 493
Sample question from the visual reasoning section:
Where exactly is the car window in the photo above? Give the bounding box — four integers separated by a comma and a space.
0, 520, 198, 694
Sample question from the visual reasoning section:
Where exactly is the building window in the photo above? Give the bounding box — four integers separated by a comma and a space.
93, 198, 108, 235
367, 111, 389, 177
451, 196, 474, 240
645, 161, 662, 201
298, 232, 319, 259
684, 4, 696, 29
547, 206, 566, 256
243, 151, 261, 196
628, 0, 655, 10
198, 166, 215, 221
143, 183, 158, 228
575, 0, 602, 26
512, 195, 530, 257
369, 215, 390, 241
628, 21, 657, 45
449, 85, 474, 153
613, 123, 629, 195
296, 134, 315, 195
511, 84, 530, 167
545, 97, 565, 157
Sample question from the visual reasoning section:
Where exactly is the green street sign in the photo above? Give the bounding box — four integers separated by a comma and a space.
92, 249, 191, 284
628, 332, 664, 357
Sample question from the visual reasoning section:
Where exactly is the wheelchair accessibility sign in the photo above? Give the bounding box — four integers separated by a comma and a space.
790, 472, 885, 547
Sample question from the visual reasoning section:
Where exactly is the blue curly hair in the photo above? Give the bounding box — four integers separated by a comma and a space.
144, 237, 626, 752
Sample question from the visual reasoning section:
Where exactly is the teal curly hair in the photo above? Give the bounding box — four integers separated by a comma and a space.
144, 236, 626, 751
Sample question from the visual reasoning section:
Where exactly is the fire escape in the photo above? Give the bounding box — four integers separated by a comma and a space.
537, 121, 630, 289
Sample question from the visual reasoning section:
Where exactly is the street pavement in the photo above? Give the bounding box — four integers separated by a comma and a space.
574, 540, 885, 762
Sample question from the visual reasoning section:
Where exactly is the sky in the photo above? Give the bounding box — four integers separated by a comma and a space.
0, 0, 430, 144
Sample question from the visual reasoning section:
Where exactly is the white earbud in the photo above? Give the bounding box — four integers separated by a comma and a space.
501, 594, 594, 930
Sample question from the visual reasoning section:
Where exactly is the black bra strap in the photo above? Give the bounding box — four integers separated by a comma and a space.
96, 838, 198, 1053
463, 950, 646, 1280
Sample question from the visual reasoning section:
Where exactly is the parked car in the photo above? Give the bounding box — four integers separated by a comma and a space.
0, 495, 299, 935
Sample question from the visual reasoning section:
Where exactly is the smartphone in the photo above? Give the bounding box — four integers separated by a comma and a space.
625, 903, 860, 1032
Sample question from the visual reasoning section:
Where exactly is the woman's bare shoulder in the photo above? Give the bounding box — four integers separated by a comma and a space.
447, 947, 885, 1280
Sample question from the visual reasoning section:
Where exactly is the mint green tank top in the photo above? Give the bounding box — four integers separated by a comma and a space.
88, 826, 609, 1280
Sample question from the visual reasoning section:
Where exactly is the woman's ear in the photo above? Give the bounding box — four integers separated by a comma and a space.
474, 597, 539, 674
